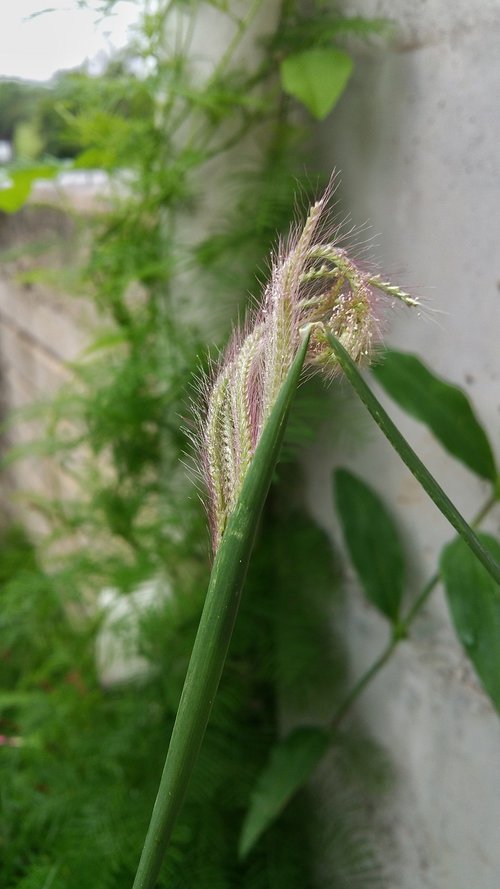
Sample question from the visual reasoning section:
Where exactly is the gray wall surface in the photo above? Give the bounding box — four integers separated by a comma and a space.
0, 201, 92, 529
304, 3, 500, 887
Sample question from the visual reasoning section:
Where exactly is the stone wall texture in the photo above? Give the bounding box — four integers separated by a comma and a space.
305, 3, 500, 887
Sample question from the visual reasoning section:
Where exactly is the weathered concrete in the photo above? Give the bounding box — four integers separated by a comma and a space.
304, 3, 500, 887
0, 203, 93, 528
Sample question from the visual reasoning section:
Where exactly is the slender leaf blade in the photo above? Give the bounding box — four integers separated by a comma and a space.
239, 726, 331, 859
441, 533, 500, 711
334, 468, 405, 621
280, 48, 353, 120
372, 350, 497, 482
133, 334, 310, 889
325, 331, 500, 586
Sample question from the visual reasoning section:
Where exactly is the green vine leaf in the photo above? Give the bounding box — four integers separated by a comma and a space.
372, 350, 497, 483
0, 165, 59, 213
239, 726, 331, 859
280, 48, 353, 120
441, 533, 500, 712
334, 469, 405, 622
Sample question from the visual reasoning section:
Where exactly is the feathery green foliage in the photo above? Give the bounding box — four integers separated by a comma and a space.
1, 2, 390, 887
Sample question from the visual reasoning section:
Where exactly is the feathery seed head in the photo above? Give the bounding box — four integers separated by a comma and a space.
198, 181, 418, 552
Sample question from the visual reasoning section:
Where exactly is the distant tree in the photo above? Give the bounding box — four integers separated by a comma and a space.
0, 79, 46, 141
0, 57, 153, 161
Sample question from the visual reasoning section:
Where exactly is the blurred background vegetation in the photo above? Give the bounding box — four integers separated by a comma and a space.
0, 3, 396, 887
0, 55, 160, 163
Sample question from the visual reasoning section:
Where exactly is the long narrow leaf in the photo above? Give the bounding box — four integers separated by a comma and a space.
239, 726, 331, 859
325, 332, 500, 586
132, 332, 310, 889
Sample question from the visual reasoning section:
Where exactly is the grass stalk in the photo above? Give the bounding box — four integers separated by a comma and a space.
325, 332, 500, 585
132, 332, 310, 889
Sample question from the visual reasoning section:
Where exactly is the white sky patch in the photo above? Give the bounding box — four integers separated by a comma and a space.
0, 1, 140, 82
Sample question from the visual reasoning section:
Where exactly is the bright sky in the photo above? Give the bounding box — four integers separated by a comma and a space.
0, 1, 140, 82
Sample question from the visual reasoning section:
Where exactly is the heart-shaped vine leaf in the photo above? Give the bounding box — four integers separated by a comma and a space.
280, 48, 353, 120
0, 164, 59, 213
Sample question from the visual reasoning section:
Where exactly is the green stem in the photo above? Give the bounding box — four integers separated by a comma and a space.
403, 491, 497, 628
325, 332, 500, 585
331, 638, 398, 729
331, 492, 498, 728
209, 0, 264, 79
132, 333, 310, 889
400, 573, 438, 629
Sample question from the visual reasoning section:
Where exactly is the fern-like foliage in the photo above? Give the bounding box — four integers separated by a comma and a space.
1, 2, 393, 886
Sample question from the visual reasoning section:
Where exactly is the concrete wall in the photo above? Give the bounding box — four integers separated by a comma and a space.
0, 200, 93, 530
304, 3, 500, 887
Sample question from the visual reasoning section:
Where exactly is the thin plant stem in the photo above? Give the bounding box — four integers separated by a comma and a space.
331, 638, 398, 730
399, 573, 439, 630
331, 492, 498, 729
403, 490, 498, 628
132, 333, 310, 889
210, 0, 264, 79
325, 332, 500, 585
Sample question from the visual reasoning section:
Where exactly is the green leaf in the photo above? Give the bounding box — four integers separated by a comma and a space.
0, 692, 42, 711
280, 48, 353, 120
372, 350, 497, 482
82, 331, 130, 357
334, 469, 405, 621
239, 726, 331, 859
441, 534, 500, 711
0, 165, 59, 213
